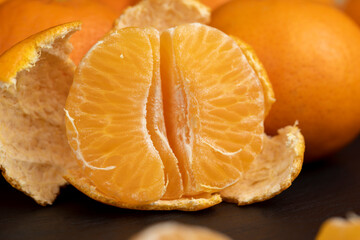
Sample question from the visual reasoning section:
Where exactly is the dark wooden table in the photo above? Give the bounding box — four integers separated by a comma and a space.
1, 137, 359, 240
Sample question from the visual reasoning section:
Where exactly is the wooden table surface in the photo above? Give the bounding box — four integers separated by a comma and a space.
1, 137, 359, 240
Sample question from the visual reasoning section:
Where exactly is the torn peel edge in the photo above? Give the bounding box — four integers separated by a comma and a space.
0, 21, 82, 85
64, 168, 222, 211
0, 21, 82, 206
1, 165, 63, 206
221, 126, 305, 206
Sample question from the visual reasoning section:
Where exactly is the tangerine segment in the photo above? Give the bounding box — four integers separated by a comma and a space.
65, 28, 167, 205
64, 169, 221, 211
161, 23, 265, 195
231, 36, 275, 117
146, 30, 183, 200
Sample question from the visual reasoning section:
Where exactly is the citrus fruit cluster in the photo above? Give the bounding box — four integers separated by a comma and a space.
0, 0, 305, 209
0, 0, 358, 212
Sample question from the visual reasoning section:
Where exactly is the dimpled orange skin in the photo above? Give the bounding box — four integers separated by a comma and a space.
95, 0, 137, 14
211, 0, 360, 161
344, 0, 360, 25
0, 0, 117, 65
200, 0, 231, 9
313, 0, 335, 4
200, 0, 334, 10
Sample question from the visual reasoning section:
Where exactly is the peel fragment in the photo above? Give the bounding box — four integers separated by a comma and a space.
220, 126, 304, 205
114, 0, 210, 32
316, 214, 360, 240
64, 169, 221, 211
130, 222, 232, 240
0, 22, 80, 205
160, 23, 266, 196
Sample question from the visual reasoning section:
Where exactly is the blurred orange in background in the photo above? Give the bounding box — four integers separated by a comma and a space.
211, 0, 360, 161
344, 0, 360, 25
201, 0, 231, 9
95, 0, 138, 14
0, 0, 121, 64
201, 0, 336, 10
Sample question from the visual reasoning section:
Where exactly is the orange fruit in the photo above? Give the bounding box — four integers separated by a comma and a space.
130, 222, 232, 240
65, 23, 266, 205
344, 0, 360, 25
200, 0, 231, 9
0, 0, 304, 209
311, 0, 336, 4
200, 0, 334, 10
0, 0, 117, 65
211, 0, 360, 160
0, 22, 80, 205
316, 214, 360, 240
95, 0, 137, 14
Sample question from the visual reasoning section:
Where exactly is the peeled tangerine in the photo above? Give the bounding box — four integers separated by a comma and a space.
64, 23, 305, 210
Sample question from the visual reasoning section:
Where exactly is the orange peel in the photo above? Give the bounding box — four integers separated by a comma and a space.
221, 125, 304, 205
130, 222, 232, 240
0, 22, 80, 205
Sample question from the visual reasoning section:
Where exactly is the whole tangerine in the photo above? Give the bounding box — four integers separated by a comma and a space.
0, 0, 118, 65
200, 0, 232, 9
200, 0, 334, 10
211, 0, 360, 160
95, 0, 137, 14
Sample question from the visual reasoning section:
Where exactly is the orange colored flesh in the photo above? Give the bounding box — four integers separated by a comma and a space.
344, 0, 360, 26
66, 28, 167, 204
161, 24, 264, 195
65, 24, 266, 204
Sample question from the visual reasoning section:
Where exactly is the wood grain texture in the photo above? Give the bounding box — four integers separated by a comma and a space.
0, 137, 359, 240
